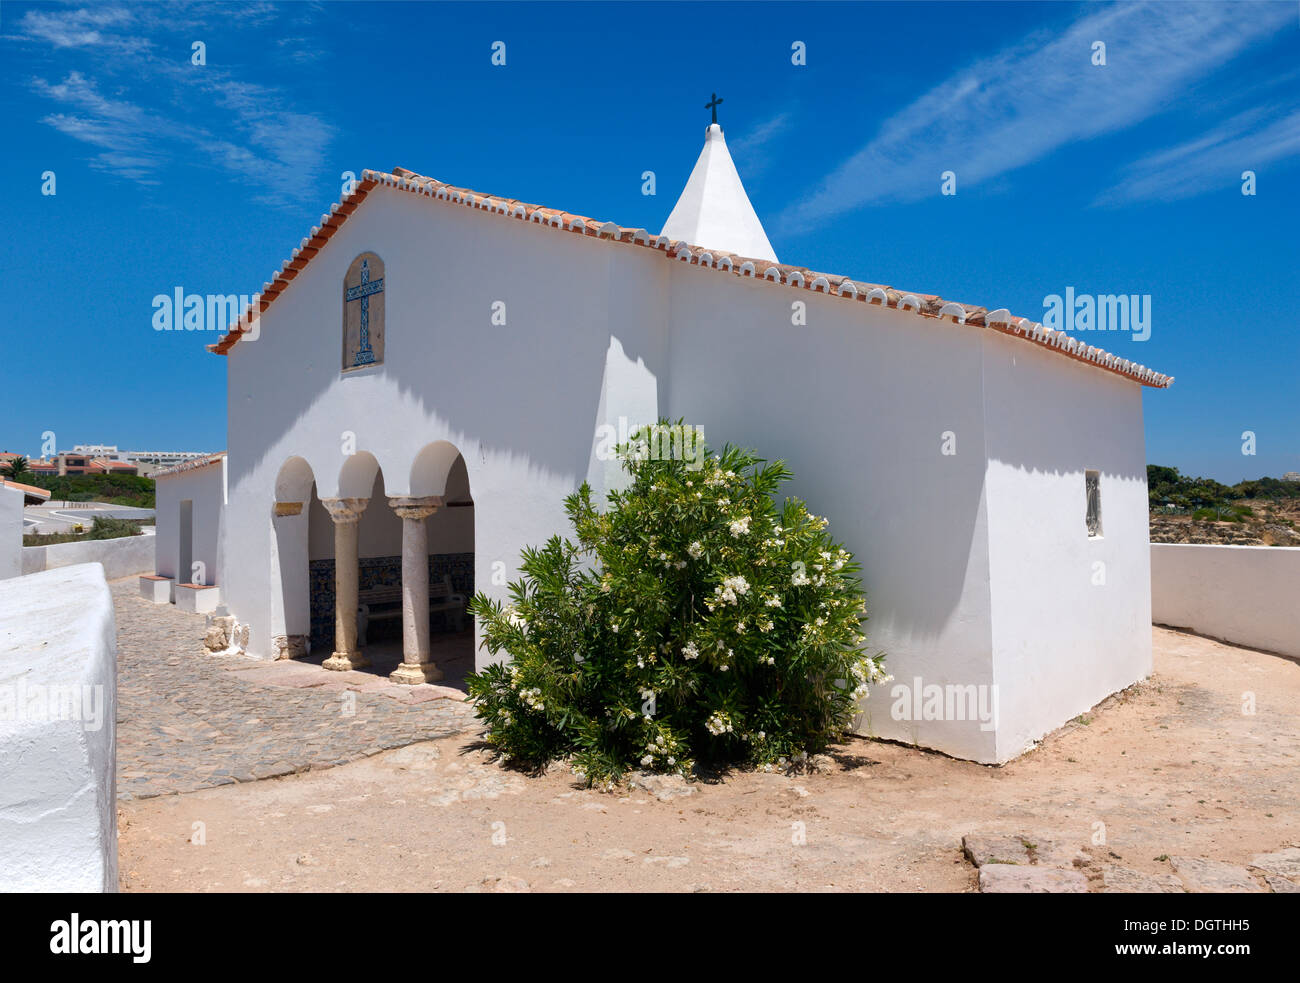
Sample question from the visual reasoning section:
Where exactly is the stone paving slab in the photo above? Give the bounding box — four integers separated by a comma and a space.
978, 865, 1089, 893
110, 580, 480, 800
1168, 856, 1266, 893
1249, 847, 1300, 881
1099, 866, 1186, 894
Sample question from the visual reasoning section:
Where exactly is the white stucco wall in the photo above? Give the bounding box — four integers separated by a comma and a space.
0, 484, 22, 580
217, 181, 1156, 762
223, 186, 668, 663
1151, 544, 1300, 657
663, 266, 997, 760
155, 457, 226, 586
0, 564, 118, 891
982, 335, 1153, 761
22, 533, 155, 580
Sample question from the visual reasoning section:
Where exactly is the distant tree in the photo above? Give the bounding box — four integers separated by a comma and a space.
1147, 464, 1300, 511
2, 456, 31, 481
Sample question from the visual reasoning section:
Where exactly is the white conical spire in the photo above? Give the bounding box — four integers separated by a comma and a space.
661, 123, 777, 263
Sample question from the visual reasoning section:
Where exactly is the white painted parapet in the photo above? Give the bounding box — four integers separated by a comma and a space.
0, 564, 118, 891
0, 484, 21, 580
1151, 544, 1300, 658
22, 533, 155, 580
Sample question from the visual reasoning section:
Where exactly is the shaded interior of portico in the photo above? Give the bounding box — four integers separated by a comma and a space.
271, 449, 475, 689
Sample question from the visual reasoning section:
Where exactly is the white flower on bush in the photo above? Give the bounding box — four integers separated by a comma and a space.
520, 686, 545, 711
765, 594, 782, 608
711, 574, 751, 607
505, 606, 529, 633
688, 541, 703, 559
729, 516, 752, 538
681, 640, 699, 660
706, 712, 734, 736
791, 567, 811, 587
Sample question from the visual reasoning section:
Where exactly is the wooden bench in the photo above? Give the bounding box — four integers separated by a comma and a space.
357, 576, 467, 644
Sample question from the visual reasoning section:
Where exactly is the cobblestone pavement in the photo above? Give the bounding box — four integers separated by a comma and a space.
112, 579, 480, 800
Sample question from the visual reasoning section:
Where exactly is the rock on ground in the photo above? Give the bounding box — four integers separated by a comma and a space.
1169, 856, 1265, 893
979, 865, 1088, 894
1099, 866, 1185, 894
1249, 847, 1300, 881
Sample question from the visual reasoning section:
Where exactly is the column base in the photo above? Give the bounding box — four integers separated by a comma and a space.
390, 661, 444, 685
323, 650, 370, 671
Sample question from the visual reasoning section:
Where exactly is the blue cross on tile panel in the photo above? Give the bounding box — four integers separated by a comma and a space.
345, 258, 383, 366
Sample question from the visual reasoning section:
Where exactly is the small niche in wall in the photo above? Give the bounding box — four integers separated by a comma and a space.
1085, 470, 1102, 538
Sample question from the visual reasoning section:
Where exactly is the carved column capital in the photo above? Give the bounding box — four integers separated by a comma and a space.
388, 495, 443, 521
321, 496, 369, 524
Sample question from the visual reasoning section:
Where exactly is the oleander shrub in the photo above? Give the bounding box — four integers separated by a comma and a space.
467, 424, 888, 787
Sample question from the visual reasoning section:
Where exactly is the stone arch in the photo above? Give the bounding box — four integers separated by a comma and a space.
270, 456, 318, 661
409, 441, 465, 498
338, 450, 381, 499
274, 455, 315, 504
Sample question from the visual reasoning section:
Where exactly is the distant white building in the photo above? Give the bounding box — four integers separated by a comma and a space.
73, 445, 212, 466
156, 119, 1174, 763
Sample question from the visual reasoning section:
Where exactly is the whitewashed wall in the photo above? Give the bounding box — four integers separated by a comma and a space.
155, 458, 226, 587
664, 266, 998, 760
0, 564, 118, 891
982, 336, 1153, 761
0, 484, 22, 580
223, 187, 668, 662
1151, 544, 1300, 658
219, 182, 1154, 762
22, 534, 154, 580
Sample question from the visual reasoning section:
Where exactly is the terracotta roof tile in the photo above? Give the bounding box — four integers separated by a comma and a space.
153, 451, 226, 480
208, 167, 1174, 388
0, 479, 51, 501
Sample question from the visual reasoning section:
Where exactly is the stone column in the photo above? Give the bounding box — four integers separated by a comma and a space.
321, 497, 370, 671
270, 502, 310, 660
388, 496, 444, 684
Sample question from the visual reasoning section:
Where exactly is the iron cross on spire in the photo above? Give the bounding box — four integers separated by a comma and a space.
706, 92, 723, 126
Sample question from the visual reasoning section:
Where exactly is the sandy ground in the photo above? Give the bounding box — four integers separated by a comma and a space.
118, 627, 1300, 892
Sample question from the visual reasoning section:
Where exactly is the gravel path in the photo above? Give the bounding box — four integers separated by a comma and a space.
112, 579, 479, 800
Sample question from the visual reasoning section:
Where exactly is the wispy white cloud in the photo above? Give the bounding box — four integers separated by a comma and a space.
16, 6, 142, 52
729, 110, 794, 181
1096, 106, 1300, 204
731, 111, 793, 159
16, 3, 334, 205
777, 1, 1295, 231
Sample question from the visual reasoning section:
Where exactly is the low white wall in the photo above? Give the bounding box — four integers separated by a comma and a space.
1151, 544, 1300, 657
0, 563, 118, 891
22, 533, 155, 580
0, 485, 21, 580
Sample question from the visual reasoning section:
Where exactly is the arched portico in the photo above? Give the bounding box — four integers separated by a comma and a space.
271, 443, 473, 684
269, 456, 315, 661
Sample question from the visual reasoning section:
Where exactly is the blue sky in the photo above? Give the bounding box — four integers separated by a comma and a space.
2, 0, 1297, 483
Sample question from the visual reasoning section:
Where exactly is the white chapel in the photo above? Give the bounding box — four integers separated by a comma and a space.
151, 116, 1173, 763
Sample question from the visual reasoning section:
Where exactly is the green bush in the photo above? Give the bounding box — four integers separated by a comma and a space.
467, 425, 888, 787
86, 516, 144, 540
27, 473, 155, 508
22, 516, 144, 546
